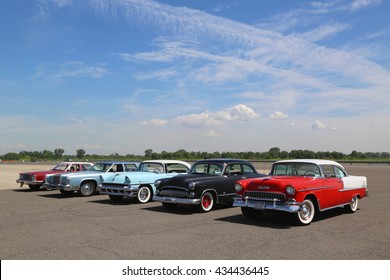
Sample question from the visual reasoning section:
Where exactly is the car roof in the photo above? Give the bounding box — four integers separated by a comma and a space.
194, 158, 251, 164
141, 160, 191, 167
142, 160, 187, 163
58, 162, 93, 165
275, 159, 344, 168
95, 161, 140, 164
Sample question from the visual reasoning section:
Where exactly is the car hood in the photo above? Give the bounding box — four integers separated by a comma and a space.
160, 173, 222, 187
60, 171, 100, 178
242, 176, 318, 192
21, 170, 60, 176
101, 171, 175, 184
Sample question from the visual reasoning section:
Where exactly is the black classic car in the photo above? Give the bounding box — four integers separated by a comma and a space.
153, 159, 266, 212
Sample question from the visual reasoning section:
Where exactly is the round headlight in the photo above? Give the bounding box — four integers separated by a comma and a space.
125, 176, 131, 184
235, 183, 242, 192
154, 180, 161, 188
188, 182, 196, 190
286, 185, 295, 195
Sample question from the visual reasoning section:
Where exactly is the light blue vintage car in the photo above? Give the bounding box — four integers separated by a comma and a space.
98, 160, 191, 203
44, 161, 140, 196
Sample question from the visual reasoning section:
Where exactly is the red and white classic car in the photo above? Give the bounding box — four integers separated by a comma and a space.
233, 159, 368, 225
17, 162, 93, 191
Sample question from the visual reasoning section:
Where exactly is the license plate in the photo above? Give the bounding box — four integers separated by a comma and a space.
253, 201, 265, 210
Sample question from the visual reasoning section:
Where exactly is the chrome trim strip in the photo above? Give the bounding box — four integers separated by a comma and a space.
297, 185, 334, 192
318, 202, 350, 212
153, 196, 200, 205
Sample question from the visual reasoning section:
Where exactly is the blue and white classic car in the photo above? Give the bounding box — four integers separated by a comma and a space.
44, 161, 140, 196
98, 160, 191, 203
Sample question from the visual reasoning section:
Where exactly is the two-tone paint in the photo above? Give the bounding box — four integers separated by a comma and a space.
98, 160, 191, 203
233, 159, 368, 225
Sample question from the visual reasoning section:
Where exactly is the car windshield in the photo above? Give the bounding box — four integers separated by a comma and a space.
139, 163, 164, 173
89, 163, 114, 172
190, 163, 223, 176
271, 162, 320, 177
52, 164, 69, 171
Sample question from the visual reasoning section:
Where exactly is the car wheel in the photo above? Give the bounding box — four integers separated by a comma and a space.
296, 198, 315, 225
109, 195, 124, 202
137, 186, 152, 203
28, 185, 41, 191
345, 195, 359, 213
162, 202, 178, 210
60, 189, 74, 195
199, 192, 214, 212
79, 182, 96, 197
241, 207, 262, 219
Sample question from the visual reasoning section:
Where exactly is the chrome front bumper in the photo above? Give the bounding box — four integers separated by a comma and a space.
43, 183, 59, 190
16, 180, 41, 187
98, 185, 138, 197
153, 196, 200, 205
233, 197, 301, 213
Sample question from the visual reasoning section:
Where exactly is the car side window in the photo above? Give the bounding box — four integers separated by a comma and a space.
166, 163, 189, 173
210, 164, 222, 175
322, 165, 336, 177
334, 166, 346, 178
125, 164, 138, 171
115, 164, 124, 172
224, 164, 243, 176
242, 164, 256, 175
82, 164, 91, 170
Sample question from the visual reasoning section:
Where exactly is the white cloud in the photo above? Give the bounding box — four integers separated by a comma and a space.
300, 22, 350, 42
175, 104, 259, 128
270, 111, 288, 119
34, 61, 107, 80
312, 120, 327, 130
350, 0, 382, 11
205, 130, 220, 137
140, 119, 168, 127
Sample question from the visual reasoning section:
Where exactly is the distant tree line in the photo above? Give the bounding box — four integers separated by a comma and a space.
1, 147, 390, 162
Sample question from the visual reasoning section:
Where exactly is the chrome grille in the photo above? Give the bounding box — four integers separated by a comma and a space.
245, 191, 286, 202
60, 177, 68, 185
53, 175, 61, 184
159, 189, 189, 198
21, 174, 33, 181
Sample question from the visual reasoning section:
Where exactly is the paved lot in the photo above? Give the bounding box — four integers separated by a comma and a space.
0, 164, 389, 260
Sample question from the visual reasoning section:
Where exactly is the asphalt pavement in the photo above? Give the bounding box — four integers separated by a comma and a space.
0, 165, 389, 260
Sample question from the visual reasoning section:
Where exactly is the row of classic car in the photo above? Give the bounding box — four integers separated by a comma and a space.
17, 162, 94, 191
44, 161, 140, 196
16, 158, 368, 225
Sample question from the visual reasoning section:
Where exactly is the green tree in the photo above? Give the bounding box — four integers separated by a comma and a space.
76, 149, 86, 158
144, 149, 153, 159
54, 148, 65, 158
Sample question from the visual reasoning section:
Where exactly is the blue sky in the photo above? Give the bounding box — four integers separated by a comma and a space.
1, 0, 389, 156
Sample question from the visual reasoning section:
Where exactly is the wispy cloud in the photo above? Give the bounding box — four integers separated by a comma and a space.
300, 22, 351, 42
34, 61, 107, 80
349, 0, 382, 11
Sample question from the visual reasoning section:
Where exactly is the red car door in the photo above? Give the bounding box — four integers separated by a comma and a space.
320, 165, 345, 210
